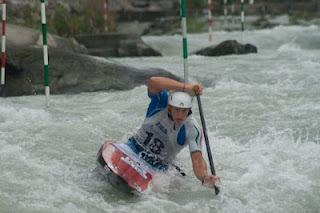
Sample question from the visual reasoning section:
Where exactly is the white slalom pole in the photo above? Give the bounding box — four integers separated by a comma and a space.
207, 0, 213, 42
41, 0, 50, 107
1, 0, 6, 85
249, 0, 254, 5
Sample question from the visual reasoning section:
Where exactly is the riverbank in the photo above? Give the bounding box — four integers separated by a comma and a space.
5, 0, 320, 37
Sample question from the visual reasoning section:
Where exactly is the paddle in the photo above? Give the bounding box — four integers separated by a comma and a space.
171, 163, 186, 177
196, 95, 220, 195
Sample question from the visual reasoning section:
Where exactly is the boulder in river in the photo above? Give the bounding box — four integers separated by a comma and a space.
0, 44, 176, 97
193, 40, 258, 57
0, 24, 177, 97
74, 33, 162, 57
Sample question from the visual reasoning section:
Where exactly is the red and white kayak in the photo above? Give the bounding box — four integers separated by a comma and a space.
97, 140, 154, 193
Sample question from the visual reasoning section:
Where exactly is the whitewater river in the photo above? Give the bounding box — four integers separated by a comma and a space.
1, 25, 320, 213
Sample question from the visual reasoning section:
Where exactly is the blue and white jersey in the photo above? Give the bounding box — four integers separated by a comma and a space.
131, 90, 203, 166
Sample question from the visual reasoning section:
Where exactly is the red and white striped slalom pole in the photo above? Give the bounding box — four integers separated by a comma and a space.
223, 0, 228, 29
207, 0, 213, 42
1, 0, 6, 85
103, 0, 108, 32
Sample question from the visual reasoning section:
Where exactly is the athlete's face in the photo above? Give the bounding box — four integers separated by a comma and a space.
169, 106, 190, 124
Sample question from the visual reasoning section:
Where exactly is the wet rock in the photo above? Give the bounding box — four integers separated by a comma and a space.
7, 24, 87, 54
75, 33, 161, 57
0, 43, 176, 97
193, 40, 258, 57
0, 24, 176, 97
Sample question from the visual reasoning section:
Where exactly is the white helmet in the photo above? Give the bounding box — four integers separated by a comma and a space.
168, 92, 192, 108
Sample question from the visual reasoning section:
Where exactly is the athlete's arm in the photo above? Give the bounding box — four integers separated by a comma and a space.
147, 76, 203, 95
191, 151, 220, 188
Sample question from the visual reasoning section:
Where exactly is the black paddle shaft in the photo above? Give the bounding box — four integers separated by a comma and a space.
196, 95, 220, 195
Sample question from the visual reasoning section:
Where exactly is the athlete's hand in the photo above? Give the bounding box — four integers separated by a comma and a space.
185, 83, 203, 96
202, 175, 220, 188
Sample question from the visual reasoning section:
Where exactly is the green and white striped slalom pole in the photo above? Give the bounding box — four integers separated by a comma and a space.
1, 0, 6, 85
41, 0, 50, 107
207, 0, 213, 42
180, 0, 189, 82
240, 0, 245, 41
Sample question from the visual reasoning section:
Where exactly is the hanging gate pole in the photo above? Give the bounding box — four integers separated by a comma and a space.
241, 0, 245, 41
207, 0, 213, 42
103, 0, 109, 32
180, 0, 189, 82
223, 0, 228, 30
40, 0, 50, 107
1, 0, 6, 85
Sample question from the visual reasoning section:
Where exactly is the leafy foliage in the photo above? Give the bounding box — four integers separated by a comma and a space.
7, 2, 107, 37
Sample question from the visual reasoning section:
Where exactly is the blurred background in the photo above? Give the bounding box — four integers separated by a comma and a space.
7, 0, 320, 37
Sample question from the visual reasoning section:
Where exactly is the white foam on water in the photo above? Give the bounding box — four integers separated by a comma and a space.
1, 25, 320, 212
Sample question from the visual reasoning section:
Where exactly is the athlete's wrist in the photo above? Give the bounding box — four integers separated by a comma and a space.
201, 175, 208, 185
